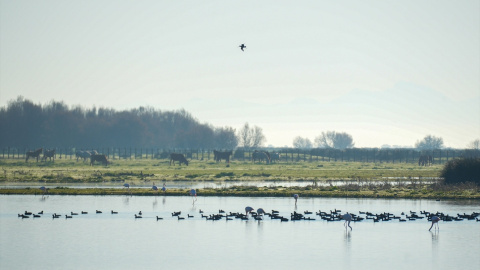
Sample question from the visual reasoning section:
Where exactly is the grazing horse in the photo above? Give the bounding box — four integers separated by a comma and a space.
270, 152, 280, 163
90, 154, 108, 166
26, 148, 43, 162
418, 155, 433, 166
76, 150, 90, 162
169, 153, 189, 166
76, 150, 98, 162
252, 151, 270, 164
42, 149, 55, 162
213, 150, 233, 163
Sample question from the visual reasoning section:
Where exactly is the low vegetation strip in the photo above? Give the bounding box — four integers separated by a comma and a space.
1, 183, 479, 200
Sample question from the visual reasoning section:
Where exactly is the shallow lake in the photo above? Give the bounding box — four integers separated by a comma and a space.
1, 195, 479, 270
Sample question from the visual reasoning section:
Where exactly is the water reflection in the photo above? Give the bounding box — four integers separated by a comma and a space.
123, 196, 130, 206
343, 230, 352, 249
152, 198, 158, 210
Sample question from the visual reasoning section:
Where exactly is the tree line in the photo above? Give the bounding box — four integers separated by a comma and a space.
0, 96, 238, 149
1, 97, 478, 152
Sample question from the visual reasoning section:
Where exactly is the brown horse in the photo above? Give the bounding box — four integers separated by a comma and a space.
42, 149, 56, 162
90, 154, 108, 166
252, 150, 270, 164
213, 150, 233, 163
170, 153, 189, 166
26, 148, 43, 162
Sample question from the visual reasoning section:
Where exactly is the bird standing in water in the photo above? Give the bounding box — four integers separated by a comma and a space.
293, 194, 299, 205
245, 206, 254, 216
339, 213, 353, 230
429, 216, 440, 231
190, 189, 197, 205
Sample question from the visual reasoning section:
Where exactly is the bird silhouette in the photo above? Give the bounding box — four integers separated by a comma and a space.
239, 44, 246, 51
339, 213, 353, 230
429, 216, 440, 231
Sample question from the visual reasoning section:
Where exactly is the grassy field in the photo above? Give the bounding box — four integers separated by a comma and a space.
0, 158, 478, 199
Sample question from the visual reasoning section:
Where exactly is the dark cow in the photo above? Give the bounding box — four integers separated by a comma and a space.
42, 149, 56, 162
90, 154, 108, 166
213, 150, 233, 163
170, 153, 189, 166
252, 150, 270, 164
418, 155, 433, 166
26, 148, 43, 162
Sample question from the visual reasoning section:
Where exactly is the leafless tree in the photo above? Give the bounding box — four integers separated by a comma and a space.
292, 136, 312, 149
467, 139, 480, 150
415, 135, 444, 150
237, 122, 266, 149
314, 131, 354, 149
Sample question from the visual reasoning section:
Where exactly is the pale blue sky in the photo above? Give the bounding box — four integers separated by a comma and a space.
1, 0, 479, 148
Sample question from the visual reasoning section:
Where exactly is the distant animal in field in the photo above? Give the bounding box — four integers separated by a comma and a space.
418, 155, 433, 166
42, 149, 55, 162
213, 150, 233, 163
269, 152, 280, 163
76, 150, 97, 162
252, 150, 270, 164
25, 148, 43, 162
90, 154, 108, 166
169, 153, 189, 166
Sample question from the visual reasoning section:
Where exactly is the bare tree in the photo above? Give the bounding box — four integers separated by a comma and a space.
415, 135, 444, 150
467, 139, 480, 150
314, 131, 354, 149
237, 122, 266, 149
292, 136, 312, 149
250, 125, 266, 148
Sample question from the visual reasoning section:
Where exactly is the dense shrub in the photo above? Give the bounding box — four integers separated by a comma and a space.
440, 158, 480, 185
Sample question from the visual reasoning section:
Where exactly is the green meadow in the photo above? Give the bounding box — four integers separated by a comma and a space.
0, 159, 478, 199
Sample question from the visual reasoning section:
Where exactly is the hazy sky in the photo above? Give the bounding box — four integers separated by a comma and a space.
1, 1, 479, 148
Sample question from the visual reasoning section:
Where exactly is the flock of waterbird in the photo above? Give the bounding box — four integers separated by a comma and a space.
32, 187, 479, 230
32, 184, 480, 230
17, 205, 479, 231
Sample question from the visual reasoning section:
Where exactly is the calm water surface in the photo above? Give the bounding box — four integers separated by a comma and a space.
1, 195, 479, 270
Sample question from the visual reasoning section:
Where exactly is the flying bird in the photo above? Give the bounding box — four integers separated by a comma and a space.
239, 44, 246, 51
